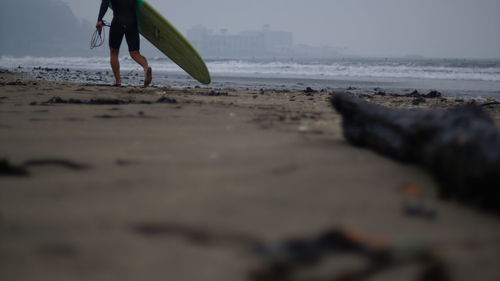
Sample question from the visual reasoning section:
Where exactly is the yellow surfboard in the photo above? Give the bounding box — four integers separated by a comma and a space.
137, 0, 211, 84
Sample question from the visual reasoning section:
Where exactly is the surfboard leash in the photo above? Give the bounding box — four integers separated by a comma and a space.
90, 21, 111, 49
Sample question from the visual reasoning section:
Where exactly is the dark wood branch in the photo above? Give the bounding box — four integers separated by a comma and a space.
330, 93, 500, 212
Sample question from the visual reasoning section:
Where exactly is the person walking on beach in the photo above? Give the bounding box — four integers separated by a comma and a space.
96, 0, 152, 86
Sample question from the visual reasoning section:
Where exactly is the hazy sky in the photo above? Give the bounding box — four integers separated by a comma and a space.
61, 0, 500, 59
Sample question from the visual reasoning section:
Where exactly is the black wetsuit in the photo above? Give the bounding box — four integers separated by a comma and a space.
98, 0, 140, 51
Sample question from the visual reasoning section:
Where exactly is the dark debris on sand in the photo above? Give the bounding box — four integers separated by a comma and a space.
156, 96, 178, 104
127, 221, 450, 281
481, 101, 500, 107
94, 112, 157, 119
331, 93, 500, 212
0, 159, 29, 176
0, 158, 90, 177
197, 91, 229, 97
31, 96, 178, 106
251, 228, 450, 281
303, 87, 318, 95
374, 90, 442, 98
0, 81, 28, 86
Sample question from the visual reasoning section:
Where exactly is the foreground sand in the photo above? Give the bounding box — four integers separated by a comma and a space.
1, 71, 500, 281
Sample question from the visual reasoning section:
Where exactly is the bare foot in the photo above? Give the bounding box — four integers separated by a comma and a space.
144, 67, 152, 87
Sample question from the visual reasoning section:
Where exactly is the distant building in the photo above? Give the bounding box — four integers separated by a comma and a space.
187, 25, 286, 58
187, 25, 343, 59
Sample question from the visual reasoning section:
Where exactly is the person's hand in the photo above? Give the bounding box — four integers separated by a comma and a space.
96, 21, 104, 31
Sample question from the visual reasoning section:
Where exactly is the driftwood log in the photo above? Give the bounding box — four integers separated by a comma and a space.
330, 93, 500, 212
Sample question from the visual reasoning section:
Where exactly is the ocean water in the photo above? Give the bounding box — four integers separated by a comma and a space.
1, 56, 500, 98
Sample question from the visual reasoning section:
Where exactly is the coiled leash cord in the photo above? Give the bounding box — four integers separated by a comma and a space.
90, 21, 110, 49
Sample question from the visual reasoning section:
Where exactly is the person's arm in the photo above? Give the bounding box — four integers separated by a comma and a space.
96, 0, 110, 31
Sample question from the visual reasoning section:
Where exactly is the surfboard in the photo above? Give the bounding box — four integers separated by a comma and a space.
136, 0, 211, 84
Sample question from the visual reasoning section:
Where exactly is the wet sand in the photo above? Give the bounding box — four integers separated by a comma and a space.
1, 70, 500, 281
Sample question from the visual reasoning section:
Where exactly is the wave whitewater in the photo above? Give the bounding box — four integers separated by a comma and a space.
1, 56, 499, 82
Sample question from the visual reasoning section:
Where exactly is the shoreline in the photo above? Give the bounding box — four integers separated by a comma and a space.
1, 71, 500, 281
3, 59, 500, 99
4, 67, 499, 125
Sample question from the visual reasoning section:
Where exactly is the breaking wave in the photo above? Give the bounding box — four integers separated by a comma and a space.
1, 56, 499, 82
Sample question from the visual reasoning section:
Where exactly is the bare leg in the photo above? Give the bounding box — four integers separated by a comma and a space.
130, 50, 152, 86
129, 50, 148, 70
110, 48, 121, 85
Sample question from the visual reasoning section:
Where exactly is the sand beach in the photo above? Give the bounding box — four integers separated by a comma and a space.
1, 70, 500, 281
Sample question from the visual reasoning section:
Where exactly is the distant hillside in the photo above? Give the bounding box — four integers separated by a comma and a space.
0, 0, 99, 56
